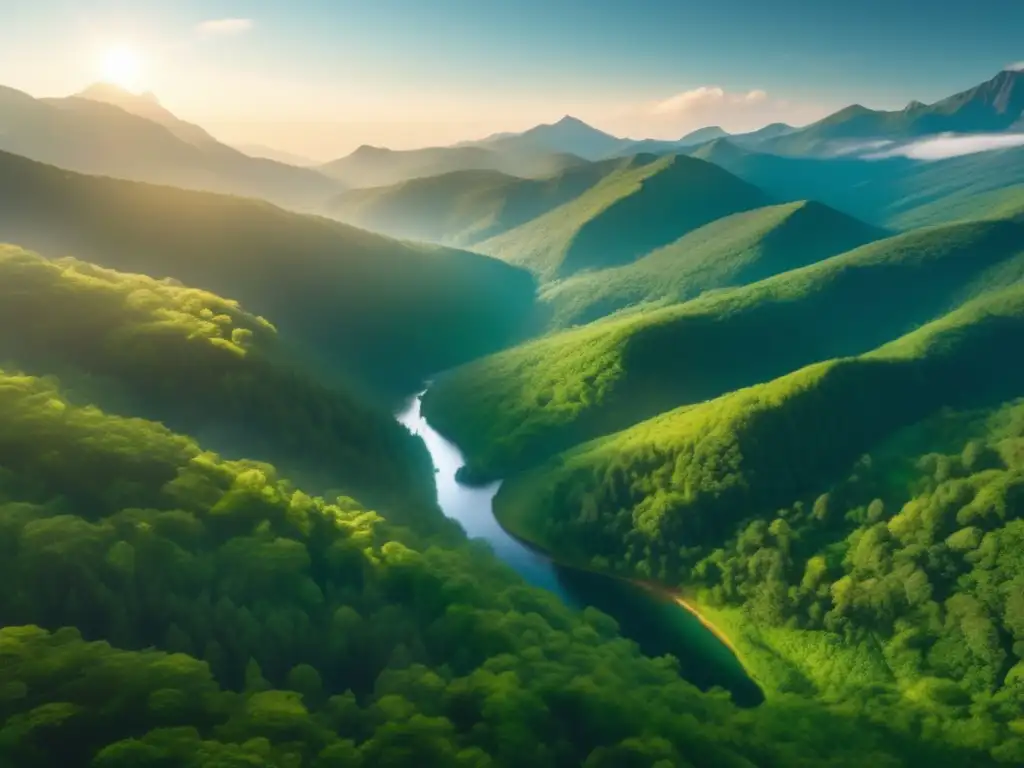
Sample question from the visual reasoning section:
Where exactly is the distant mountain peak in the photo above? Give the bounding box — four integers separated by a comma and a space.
680, 125, 730, 143
78, 82, 161, 106
553, 114, 589, 127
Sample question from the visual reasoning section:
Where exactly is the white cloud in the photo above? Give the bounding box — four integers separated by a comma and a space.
196, 19, 254, 38
865, 132, 1024, 161
1005, 61, 1024, 72
651, 86, 769, 116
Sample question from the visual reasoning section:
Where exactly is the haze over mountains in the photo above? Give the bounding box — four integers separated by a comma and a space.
2, 55, 1024, 768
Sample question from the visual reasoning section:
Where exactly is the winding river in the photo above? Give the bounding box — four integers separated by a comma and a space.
398, 393, 763, 707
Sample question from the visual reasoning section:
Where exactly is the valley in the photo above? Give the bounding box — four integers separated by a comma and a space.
0, 46, 1023, 768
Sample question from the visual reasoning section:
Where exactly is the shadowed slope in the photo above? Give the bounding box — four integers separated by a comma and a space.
0, 150, 536, 398
541, 201, 885, 328
476, 154, 768, 281
423, 218, 1024, 479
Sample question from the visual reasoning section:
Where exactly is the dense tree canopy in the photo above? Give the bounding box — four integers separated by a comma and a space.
491, 285, 1024, 764
0, 366, 973, 767
0, 246, 436, 518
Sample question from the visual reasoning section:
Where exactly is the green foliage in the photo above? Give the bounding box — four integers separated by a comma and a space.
0, 367, 951, 767
488, 288, 1024, 763
0, 246, 436, 516
424, 217, 1024, 480
476, 154, 767, 281
0, 149, 536, 397
540, 201, 884, 328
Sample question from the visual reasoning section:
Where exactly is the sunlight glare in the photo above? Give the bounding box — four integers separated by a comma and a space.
100, 46, 145, 92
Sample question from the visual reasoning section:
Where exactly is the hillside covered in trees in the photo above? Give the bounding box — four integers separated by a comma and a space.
0, 246, 435, 516
489, 284, 1024, 764
0, 150, 536, 399
0, 366, 967, 768
423, 216, 1024, 480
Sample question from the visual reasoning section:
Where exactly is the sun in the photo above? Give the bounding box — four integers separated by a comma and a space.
99, 46, 145, 92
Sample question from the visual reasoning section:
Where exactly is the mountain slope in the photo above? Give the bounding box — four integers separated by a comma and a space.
423, 217, 1024, 479
319, 142, 583, 188
0, 84, 339, 209
0, 245, 436, 514
488, 285, 1024, 767
761, 69, 1024, 156
475, 153, 769, 281
692, 137, 1024, 230
540, 201, 885, 328
0, 149, 536, 398
326, 158, 640, 245
481, 115, 632, 160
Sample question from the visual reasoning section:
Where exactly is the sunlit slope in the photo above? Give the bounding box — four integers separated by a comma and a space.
326, 159, 631, 246
541, 201, 884, 328
0, 84, 339, 210
475, 153, 768, 281
495, 280, 1024, 564
0, 150, 536, 397
423, 217, 1024, 479
0, 246, 436, 514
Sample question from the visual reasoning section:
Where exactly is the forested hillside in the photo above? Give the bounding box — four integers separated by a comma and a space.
0, 367, 957, 768
0, 247, 435, 516
476, 154, 767, 281
326, 159, 631, 246
490, 284, 1024, 764
424, 217, 1024, 479
0, 150, 536, 398
540, 201, 883, 329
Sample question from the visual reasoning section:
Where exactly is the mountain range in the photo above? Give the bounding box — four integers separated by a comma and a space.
0, 82, 341, 209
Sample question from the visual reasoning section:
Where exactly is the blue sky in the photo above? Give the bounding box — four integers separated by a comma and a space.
2, 0, 1021, 157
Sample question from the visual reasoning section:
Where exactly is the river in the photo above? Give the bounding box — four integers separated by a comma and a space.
398, 393, 763, 708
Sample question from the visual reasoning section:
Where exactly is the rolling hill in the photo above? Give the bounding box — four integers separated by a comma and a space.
0, 149, 536, 399
495, 280, 1024, 566
319, 142, 583, 188
540, 201, 885, 328
475, 153, 769, 281
0, 83, 339, 210
422, 217, 1024, 479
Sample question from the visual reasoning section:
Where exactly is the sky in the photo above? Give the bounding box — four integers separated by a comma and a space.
1, 0, 1022, 160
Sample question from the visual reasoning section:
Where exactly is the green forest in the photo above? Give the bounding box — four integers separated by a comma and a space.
2, 60, 1024, 767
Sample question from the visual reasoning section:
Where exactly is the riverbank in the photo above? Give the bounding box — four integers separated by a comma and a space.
490, 482, 757, 687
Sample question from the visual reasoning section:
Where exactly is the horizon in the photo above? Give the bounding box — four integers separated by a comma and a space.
3, 0, 1023, 160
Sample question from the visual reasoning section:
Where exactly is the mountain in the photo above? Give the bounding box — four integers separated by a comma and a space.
75, 82, 219, 148
0, 149, 536, 398
480, 115, 633, 160
762, 68, 1024, 156
235, 143, 318, 166
475, 153, 769, 281
540, 200, 884, 328
319, 142, 583, 188
0, 83, 340, 210
730, 122, 797, 145
327, 160, 625, 245
422, 216, 1024, 480
691, 137, 1024, 230
679, 125, 730, 144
